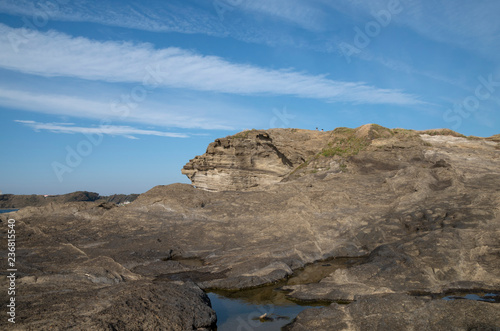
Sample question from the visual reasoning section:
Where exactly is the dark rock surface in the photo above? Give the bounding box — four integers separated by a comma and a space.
1, 125, 499, 330
9, 277, 216, 331
104, 194, 140, 205
0, 213, 216, 330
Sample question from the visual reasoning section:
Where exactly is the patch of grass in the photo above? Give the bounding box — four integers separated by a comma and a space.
368, 124, 393, 138
332, 127, 355, 135
392, 128, 416, 136
486, 134, 500, 142
420, 129, 465, 138
321, 135, 370, 157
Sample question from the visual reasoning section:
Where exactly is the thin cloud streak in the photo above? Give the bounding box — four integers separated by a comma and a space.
0, 0, 223, 35
0, 24, 422, 106
15, 120, 188, 139
0, 87, 236, 130
2, 0, 498, 62
0, 0, 319, 42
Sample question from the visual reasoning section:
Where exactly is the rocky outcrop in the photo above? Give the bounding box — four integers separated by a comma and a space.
2, 124, 499, 330
182, 124, 488, 192
182, 128, 328, 191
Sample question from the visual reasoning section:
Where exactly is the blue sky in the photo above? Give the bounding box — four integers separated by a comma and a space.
0, 0, 499, 195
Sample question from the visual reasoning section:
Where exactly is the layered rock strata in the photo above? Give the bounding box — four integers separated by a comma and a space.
182, 128, 328, 191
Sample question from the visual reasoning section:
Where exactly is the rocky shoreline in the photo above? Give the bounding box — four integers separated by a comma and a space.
1, 124, 499, 330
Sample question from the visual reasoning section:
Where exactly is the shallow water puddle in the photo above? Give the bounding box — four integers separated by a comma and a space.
207, 257, 365, 330
442, 292, 499, 303
207, 291, 317, 330
0, 209, 19, 214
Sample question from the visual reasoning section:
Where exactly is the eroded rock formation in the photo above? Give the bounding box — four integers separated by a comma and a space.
182, 128, 328, 191
181, 124, 472, 192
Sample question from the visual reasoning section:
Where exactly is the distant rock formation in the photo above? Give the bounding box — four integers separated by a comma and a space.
0, 191, 139, 209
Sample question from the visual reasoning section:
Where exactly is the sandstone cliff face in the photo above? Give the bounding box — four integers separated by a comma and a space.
182, 128, 327, 191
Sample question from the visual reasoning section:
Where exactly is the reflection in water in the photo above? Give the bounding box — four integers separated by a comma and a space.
208, 292, 311, 331
442, 292, 499, 303
208, 257, 366, 331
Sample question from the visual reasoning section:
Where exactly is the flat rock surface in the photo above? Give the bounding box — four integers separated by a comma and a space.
284, 293, 500, 331
1, 125, 499, 330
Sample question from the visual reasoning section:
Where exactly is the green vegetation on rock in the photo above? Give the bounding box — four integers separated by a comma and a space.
332, 127, 355, 135
419, 129, 465, 138
321, 135, 370, 157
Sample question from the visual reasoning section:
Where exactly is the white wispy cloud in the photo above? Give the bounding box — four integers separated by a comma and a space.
0, 86, 240, 130
0, 24, 421, 106
0, 0, 224, 35
0, 0, 323, 44
2, 0, 499, 61
15, 120, 188, 139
